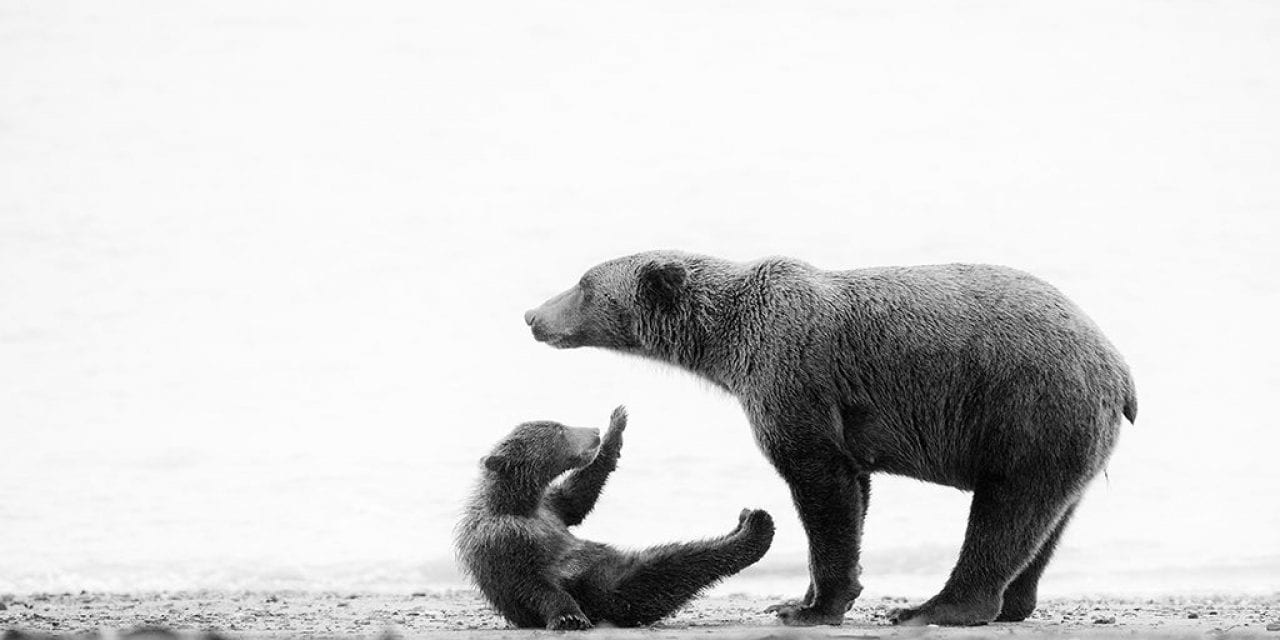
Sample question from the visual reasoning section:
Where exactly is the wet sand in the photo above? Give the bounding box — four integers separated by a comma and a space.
2, 592, 1277, 638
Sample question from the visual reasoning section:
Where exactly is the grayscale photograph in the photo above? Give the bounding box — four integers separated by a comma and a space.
1, 1, 1277, 638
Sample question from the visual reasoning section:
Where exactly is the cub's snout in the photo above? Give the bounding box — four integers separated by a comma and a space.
566, 426, 601, 466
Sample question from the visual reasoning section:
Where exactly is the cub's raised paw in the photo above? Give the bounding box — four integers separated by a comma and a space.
775, 605, 845, 626
548, 612, 593, 631
608, 405, 628, 431
603, 405, 627, 453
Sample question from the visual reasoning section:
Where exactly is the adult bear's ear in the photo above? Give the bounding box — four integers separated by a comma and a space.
482, 455, 511, 473
638, 261, 687, 312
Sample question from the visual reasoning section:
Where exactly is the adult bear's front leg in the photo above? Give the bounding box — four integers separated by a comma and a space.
765, 473, 869, 617
755, 412, 864, 626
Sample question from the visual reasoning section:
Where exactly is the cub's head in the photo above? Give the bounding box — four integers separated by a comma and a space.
481, 420, 602, 482
523, 251, 706, 356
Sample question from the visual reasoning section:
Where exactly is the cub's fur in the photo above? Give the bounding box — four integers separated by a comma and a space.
455, 406, 774, 630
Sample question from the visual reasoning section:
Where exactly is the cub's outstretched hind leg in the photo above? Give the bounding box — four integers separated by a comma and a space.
575, 509, 774, 627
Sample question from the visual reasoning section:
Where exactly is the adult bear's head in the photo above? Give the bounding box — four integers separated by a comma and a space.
524, 250, 718, 362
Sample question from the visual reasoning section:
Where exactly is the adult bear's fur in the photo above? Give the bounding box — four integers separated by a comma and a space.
524, 252, 1136, 627
455, 406, 775, 630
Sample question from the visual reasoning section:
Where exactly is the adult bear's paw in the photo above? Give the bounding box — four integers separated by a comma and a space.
547, 612, 593, 631
764, 583, 813, 614
763, 598, 807, 614
774, 605, 845, 626
889, 597, 999, 627
994, 585, 1037, 622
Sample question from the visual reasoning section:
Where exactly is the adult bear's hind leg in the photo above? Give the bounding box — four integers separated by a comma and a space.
892, 479, 1077, 627
996, 502, 1078, 622
583, 509, 775, 627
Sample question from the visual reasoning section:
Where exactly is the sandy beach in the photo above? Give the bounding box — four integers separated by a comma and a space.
2, 592, 1278, 639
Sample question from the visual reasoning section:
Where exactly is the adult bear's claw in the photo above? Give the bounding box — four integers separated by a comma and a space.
763, 598, 806, 614
774, 605, 845, 626
548, 612, 593, 631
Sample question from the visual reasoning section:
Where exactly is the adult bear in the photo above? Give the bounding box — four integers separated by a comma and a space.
523, 251, 1137, 627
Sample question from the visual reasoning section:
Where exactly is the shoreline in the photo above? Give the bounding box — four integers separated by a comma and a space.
3, 591, 1277, 638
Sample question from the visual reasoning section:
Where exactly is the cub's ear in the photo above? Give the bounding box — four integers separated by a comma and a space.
638, 262, 686, 311
482, 455, 512, 473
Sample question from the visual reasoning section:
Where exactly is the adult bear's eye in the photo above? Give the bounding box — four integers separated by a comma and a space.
577, 279, 595, 304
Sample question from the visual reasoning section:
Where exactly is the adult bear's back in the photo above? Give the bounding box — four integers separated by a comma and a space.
819, 263, 1134, 483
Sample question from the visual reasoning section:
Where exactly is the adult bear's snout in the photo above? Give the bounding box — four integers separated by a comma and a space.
524, 308, 551, 343
524, 287, 585, 347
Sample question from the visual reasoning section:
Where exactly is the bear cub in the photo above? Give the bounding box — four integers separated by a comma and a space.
456, 406, 774, 630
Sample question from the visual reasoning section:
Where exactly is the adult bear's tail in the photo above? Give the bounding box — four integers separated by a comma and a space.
1122, 379, 1138, 423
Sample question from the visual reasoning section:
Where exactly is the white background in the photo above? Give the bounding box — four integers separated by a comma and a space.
2, 0, 1277, 597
